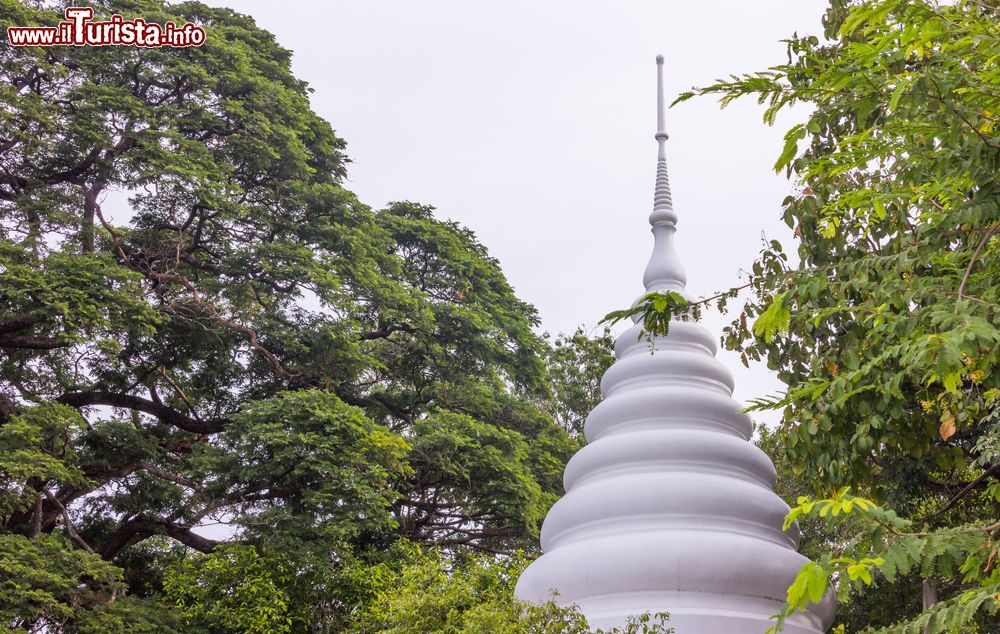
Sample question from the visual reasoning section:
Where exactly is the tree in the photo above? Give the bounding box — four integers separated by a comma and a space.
160, 542, 676, 634
342, 547, 672, 634
541, 327, 616, 437
755, 424, 931, 632
619, 0, 1000, 631
0, 0, 578, 629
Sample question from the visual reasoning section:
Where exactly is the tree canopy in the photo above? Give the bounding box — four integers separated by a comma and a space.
617, 0, 1000, 631
0, 0, 593, 630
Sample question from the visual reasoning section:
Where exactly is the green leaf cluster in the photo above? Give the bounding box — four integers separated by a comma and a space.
0, 0, 582, 629
671, 0, 1000, 630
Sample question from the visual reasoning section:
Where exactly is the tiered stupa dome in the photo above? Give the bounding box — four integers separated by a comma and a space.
514, 56, 835, 634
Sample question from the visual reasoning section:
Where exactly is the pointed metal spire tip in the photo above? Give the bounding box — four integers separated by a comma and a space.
655, 55, 668, 142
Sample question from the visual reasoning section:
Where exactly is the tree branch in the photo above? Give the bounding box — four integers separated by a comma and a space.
42, 146, 103, 186
958, 219, 1000, 301
59, 391, 226, 434
359, 324, 416, 341
931, 463, 1000, 519
43, 489, 94, 554
100, 517, 219, 558
0, 335, 70, 349
32, 494, 42, 537
138, 461, 200, 489
0, 313, 44, 336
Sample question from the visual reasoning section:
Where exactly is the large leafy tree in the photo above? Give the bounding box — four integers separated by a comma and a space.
541, 327, 615, 437
0, 0, 578, 630
631, 0, 999, 631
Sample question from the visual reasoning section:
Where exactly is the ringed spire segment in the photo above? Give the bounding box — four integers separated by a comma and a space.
643, 54, 685, 292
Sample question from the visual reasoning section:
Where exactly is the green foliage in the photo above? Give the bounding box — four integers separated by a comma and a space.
761, 423, 923, 629
67, 596, 182, 634
752, 292, 791, 344
668, 0, 1000, 631
157, 542, 676, 634
542, 327, 615, 437
0, 242, 157, 350
346, 550, 578, 633
344, 548, 673, 634
0, 533, 177, 633
601, 291, 692, 342
0, 404, 89, 519
681, 0, 1000, 487
404, 410, 546, 546
772, 491, 1000, 633
194, 390, 410, 544
0, 0, 578, 629
163, 544, 295, 634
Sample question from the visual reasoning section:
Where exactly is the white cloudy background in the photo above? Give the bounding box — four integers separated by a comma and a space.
206, 0, 830, 422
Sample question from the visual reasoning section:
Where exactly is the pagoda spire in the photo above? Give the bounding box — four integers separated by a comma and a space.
514, 56, 836, 633
643, 55, 686, 293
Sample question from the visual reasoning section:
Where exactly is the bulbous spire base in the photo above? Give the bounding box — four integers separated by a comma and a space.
515, 324, 835, 633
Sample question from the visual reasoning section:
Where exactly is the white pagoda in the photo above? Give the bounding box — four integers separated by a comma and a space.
514, 56, 835, 634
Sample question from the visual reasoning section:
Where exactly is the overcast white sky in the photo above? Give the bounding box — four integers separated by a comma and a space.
207, 0, 829, 422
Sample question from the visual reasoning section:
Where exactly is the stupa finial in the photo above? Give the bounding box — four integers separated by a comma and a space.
643, 54, 686, 292
655, 55, 668, 143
